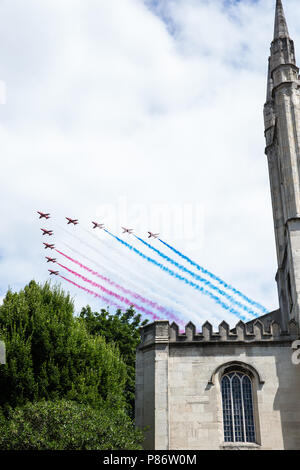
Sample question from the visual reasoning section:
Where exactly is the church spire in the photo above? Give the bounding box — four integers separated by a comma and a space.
268, 0, 297, 81
274, 0, 289, 39
264, 0, 300, 330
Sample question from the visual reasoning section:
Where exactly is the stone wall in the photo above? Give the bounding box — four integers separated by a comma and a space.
135, 320, 300, 450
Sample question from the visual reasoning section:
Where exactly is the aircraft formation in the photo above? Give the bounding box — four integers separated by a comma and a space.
37, 211, 159, 279
35, 210, 268, 326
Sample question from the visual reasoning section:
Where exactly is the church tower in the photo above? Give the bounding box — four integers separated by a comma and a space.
136, 0, 300, 450
264, 0, 300, 330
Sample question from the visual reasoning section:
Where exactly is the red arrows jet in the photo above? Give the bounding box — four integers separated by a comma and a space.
122, 227, 133, 234
66, 217, 78, 225
148, 231, 159, 239
45, 257, 56, 263
37, 211, 50, 219
41, 228, 53, 236
92, 221, 105, 229
48, 269, 59, 275
43, 243, 55, 250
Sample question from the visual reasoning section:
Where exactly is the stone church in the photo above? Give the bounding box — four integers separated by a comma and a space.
135, 0, 300, 450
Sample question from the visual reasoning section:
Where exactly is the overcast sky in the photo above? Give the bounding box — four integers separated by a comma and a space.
1, 0, 299, 329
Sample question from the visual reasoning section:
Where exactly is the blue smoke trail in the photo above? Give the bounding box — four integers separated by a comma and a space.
134, 235, 260, 318
104, 229, 248, 321
158, 238, 268, 314
59, 240, 201, 325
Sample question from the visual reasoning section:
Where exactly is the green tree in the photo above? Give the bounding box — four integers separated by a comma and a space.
0, 400, 144, 450
0, 281, 127, 413
80, 306, 148, 416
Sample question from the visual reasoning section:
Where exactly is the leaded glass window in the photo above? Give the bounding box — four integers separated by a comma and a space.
221, 371, 256, 443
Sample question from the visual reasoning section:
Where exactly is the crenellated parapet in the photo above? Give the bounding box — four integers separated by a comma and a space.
138, 318, 299, 348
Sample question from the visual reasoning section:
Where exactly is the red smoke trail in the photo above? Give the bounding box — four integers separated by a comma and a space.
58, 262, 162, 321
56, 249, 182, 325
59, 275, 124, 310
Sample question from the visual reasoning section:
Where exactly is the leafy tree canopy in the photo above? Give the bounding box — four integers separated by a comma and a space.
80, 305, 148, 415
0, 280, 127, 413
0, 400, 144, 450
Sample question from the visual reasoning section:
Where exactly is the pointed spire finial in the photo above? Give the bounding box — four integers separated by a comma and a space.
274, 0, 289, 39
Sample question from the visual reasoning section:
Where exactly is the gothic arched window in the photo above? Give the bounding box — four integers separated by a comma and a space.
221, 371, 256, 443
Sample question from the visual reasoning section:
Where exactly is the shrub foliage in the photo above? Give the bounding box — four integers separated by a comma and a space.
80, 305, 148, 415
0, 400, 144, 450
0, 281, 127, 411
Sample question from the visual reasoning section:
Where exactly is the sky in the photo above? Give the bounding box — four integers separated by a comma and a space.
1, 0, 299, 329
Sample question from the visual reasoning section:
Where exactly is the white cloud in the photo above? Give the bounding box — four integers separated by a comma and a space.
0, 0, 297, 328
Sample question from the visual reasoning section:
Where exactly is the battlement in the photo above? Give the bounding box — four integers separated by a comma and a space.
139, 319, 299, 348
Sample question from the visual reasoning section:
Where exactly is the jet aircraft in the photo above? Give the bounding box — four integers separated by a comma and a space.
48, 269, 59, 275
37, 211, 50, 219
41, 228, 53, 236
148, 231, 159, 239
92, 221, 105, 229
66, 217, 78, 225
43, 243, 55, 249
122, 227, 133, 234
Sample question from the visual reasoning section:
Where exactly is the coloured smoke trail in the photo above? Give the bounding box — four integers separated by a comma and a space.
134, 235, 261, 318
63, 221, 265, 317
59, 275, 124, 311
58, 262, 165, 322
56, 229, 197, 321
55, 249, 183, 325
59, 223, 190, 313
40, 216, 263, 326
103, 229, 248, 322
157, 238, 268, 314
57, 240, 225, 327
53, 219, 254, 322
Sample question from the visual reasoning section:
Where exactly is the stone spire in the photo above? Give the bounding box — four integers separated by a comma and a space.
268, 0, 297, 83
274, 0, 289, 39
264, 0, 300, 331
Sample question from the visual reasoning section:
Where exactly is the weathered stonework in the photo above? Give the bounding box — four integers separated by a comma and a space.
136, 320, 300, 450
264, 0, 300, 329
